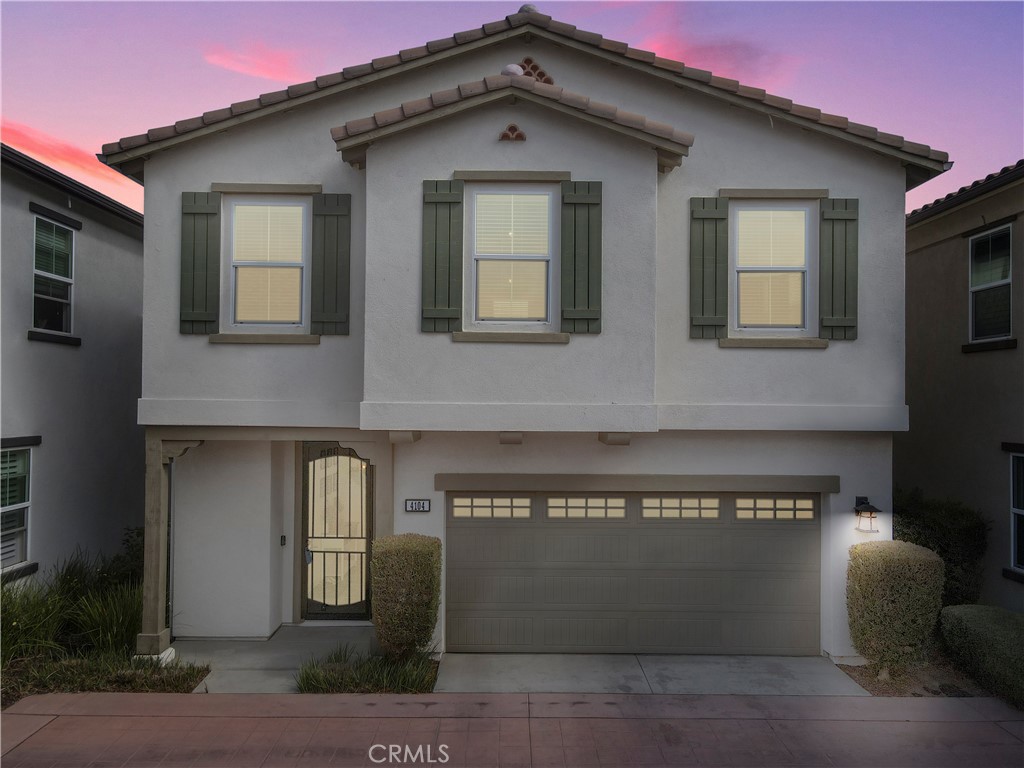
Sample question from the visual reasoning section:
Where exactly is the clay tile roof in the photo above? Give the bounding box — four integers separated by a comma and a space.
100, 6, 950, 185
907, 159, 1024, 223
331, 75, 696, 159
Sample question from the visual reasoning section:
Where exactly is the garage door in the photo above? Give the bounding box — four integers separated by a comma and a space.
446, 493, 820, 654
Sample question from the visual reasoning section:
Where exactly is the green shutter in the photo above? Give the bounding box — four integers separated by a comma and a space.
819, 199, 859, 341
689, 197, 728, 339
180, 192, 221, 334
421, 180, 464, 333
560, 181, 602, 334
311, 194, 351, 335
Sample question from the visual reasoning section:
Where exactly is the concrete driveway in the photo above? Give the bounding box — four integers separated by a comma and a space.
435, 653, 870, 695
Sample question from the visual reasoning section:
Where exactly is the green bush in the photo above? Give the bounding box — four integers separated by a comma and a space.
894, 488, 988, 606
847, 540, 944, 674
0, 580, 65, 664
74, 582, 143, 655
295, 644, 437, 694
99, 527, 145, 587
942, 604, 1024, 708
370, 533, 441, 657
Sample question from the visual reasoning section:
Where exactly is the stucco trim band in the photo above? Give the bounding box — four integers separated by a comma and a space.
435, 473, 841, 493
718, 338, 829, 349
719, 189, 829, 199
210, 183, 324, 194
451, 332, 570, 344
453, 171, 571, 182
208, 334, 321, 344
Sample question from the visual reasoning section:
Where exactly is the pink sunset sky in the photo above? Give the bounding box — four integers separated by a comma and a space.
2, 1, 1021, 213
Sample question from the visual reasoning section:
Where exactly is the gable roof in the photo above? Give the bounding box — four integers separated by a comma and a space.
906, 159, 1024, 225
99, 6, 950, 188
331, 73, 694, 173
2, 144, 143, 228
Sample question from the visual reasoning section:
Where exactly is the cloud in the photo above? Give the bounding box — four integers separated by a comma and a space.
1, 120, 143, 211
631, 5, 803, 92
203, 41, 312, 83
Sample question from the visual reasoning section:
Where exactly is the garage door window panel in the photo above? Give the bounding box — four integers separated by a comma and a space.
736, 497, 815, 520
452, 496, 531, 519
642, 497, 720, 519
547, 497, 626, 519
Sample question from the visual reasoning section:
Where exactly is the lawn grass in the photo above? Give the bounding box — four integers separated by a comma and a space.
1, 653, 209, 708
296, 645, 438, 693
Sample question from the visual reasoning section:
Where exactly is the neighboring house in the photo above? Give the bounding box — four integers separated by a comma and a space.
1, 144, 145, 582
100, 7, 950, 659
897, 160, 1024, 613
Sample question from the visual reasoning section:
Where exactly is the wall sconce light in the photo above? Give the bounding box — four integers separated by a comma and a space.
854, 496, 881, 533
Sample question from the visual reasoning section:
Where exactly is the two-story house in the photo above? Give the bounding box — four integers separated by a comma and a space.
100, 7, 949, 659
898, 160, 1024, 613
1, 144, 144, 582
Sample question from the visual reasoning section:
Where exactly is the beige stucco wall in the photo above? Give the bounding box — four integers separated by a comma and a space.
1, 165, 144, 574
136, 35, 909, 433
897, 178, 1024, 612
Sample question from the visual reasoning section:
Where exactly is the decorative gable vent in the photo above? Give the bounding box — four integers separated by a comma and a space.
499, 123, 526, 141
520, 57, 554, 84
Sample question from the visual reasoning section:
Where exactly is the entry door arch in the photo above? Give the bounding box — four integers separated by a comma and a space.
301, 442, 373, 619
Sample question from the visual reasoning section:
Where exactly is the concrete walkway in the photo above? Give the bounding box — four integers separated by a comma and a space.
3, 692, 1021, 767
435, 654, 870, 695
174, 624, 376, 694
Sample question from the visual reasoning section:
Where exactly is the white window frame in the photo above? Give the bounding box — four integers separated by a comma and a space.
220, 194, 312, 334
32, 216, 74, 335
1, 448, 31, 572
464, 184, 560, 333
728, 200, 818, 337
1012, 454, 1024, 573
968, 224, 1012, 342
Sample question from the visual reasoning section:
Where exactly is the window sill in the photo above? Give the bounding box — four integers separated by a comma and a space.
27, 330, 81, 347
209, 334, 320, 345
718, 337, 829, 349
1002, 568, 1024, 585
962, 338, 1017, 353
451, 332, 570, 344
1, 562, 39, 584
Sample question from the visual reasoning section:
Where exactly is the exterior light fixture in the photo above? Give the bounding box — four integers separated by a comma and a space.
854, 496, 881, 533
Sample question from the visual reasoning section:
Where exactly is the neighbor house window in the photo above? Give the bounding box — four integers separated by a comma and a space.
969, 225, 1012, 341
223, 195, 310, 330
730, 201, 817, 334
465, 186, 558, 330
1013, 455, 1024, 571
1, 449, 30, 570
33, 217, 74, 333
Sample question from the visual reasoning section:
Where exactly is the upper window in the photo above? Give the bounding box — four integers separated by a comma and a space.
1, 449, 30, 571
221, 195, 311, 332
1012, 454, 1023, 572
969, 225, 1012, 342
729, 201, 817, 335
33, 217, 74, 334
464, 185, 559, 331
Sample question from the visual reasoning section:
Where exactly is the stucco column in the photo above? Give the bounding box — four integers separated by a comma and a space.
136, 432, 202, 655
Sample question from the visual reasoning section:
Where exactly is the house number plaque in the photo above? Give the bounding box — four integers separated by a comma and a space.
404, 499, 431, 512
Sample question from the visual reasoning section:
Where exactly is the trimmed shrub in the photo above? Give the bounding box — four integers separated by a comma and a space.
370, 534, 441, 657
893, 488, 988, 606
942, 604, 1024, 708
847, 540, 944, 674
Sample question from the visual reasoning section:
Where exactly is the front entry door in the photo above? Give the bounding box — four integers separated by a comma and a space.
302, 443, 372, 619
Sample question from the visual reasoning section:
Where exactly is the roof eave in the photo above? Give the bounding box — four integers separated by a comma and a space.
333, 89, 691, 173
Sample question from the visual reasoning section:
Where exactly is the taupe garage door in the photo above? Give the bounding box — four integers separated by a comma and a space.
446, 493, 820, 654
